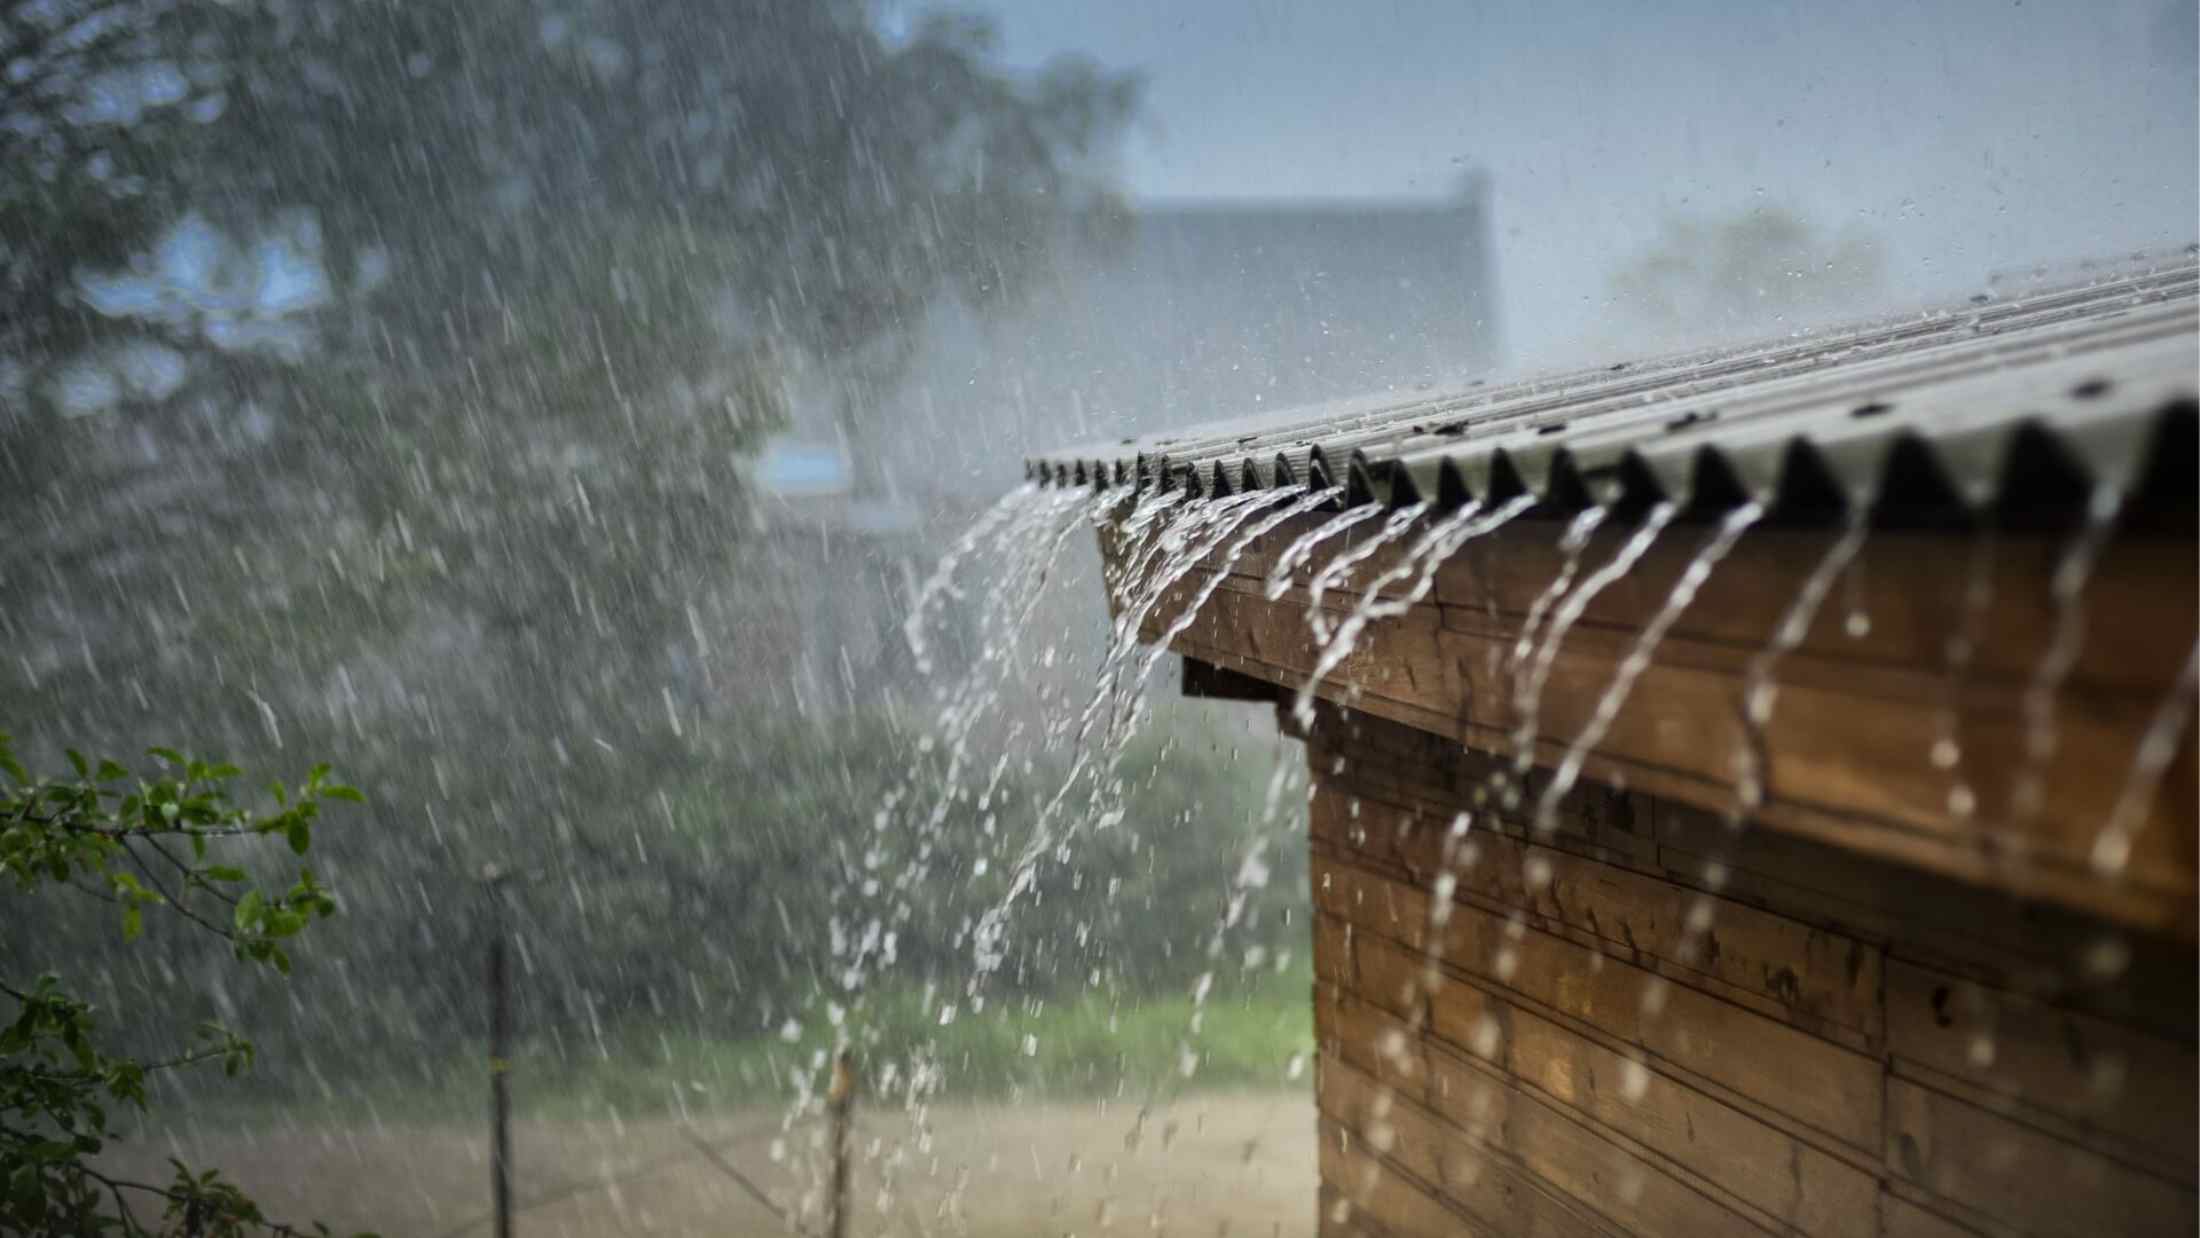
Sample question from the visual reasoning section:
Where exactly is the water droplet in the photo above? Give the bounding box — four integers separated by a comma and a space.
1745, 682, 1778, 725
2083, 937, 2131, 980
1366, 1119, 1396, 1152
1620, 1058, 1651, 1101
1493, 947, 1519, 981
1684, 898, 1715, 934
1947, 784, 1977, 819
2091, 829, 2132, 874
1523, 855, 1552, 892
1471, 1014, 1502, 1058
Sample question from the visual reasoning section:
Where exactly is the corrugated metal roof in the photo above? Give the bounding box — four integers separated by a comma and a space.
1026, 259, 2198, 521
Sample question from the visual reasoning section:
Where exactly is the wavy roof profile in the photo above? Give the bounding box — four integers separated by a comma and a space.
1026, 259, 2199, 523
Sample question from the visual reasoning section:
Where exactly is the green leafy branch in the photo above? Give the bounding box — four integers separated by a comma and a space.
1, 738, 356, 973
2, 734, 371, 1237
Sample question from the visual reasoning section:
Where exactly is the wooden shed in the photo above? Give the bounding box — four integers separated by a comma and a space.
1030, 263, 2198, 1237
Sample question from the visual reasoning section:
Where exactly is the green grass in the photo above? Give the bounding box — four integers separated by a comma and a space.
524, 962, 1316, 1120
179, 964, 1316, 1127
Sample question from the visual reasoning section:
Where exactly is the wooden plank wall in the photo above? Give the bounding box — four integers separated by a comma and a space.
1304, 704, 2197, 1238
1138, 511, 2197, 937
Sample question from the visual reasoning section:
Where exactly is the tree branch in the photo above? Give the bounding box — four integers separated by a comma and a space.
148, 835, 239, 907
0, 1131, 321, 1238
122, 842, 234, 941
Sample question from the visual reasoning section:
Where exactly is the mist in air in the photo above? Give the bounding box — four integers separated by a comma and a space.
3, 0, 2192, 1234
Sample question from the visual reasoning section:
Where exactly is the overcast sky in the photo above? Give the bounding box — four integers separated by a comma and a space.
971, 0, 2197, 368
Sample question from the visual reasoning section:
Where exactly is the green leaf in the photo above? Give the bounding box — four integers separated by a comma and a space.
122, 905, 142, 942
65, 749, 88, 778
322, 783, 366, 804
286, 820, 311, 854
204, 865, 249, 883
95, 759, 128, 782
146, 746, 184, 765
234, 889, 265, 933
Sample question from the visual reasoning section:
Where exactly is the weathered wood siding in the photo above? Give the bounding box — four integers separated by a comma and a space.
1304, 704, 2197, 1238
1133, 512, 2197, 936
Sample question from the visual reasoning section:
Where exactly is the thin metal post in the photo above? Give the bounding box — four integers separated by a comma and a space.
486, 869, 513, 1238
827, 1049, 856, 1238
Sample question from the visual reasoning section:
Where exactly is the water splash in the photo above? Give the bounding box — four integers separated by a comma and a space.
1532, 502, 1763, 836
2089, 639, 2200, 876
1728, 505, 1869, 829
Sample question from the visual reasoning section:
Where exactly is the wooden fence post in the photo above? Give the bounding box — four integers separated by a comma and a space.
827, 1049, 856, 1238
484, 866, 513, 1238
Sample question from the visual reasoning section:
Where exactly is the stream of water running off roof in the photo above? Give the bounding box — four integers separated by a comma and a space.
1728, 504, 1870, 834
1532, 500, 1765, 838
965, 486, 1318, 994
807, 482, 1344, 1198
1509, 502, 1680, 792
2010, 485, 2122, 833
833, 466, 2182, 1209
1292, 495, 1539, 731
1305, 502, 1429, 644
837, 485, 1097, 988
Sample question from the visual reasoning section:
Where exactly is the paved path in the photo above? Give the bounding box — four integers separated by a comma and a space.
105, 1092, 1316, 1236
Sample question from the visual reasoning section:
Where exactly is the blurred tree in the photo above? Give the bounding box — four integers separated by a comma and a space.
1609, 205, 1887, 342
3, 0, 1138, 458
0, 0, 1144, 1082
0, 735, 361, 1236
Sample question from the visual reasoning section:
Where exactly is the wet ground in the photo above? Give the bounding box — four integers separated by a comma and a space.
105, 1092, 1316, 1236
